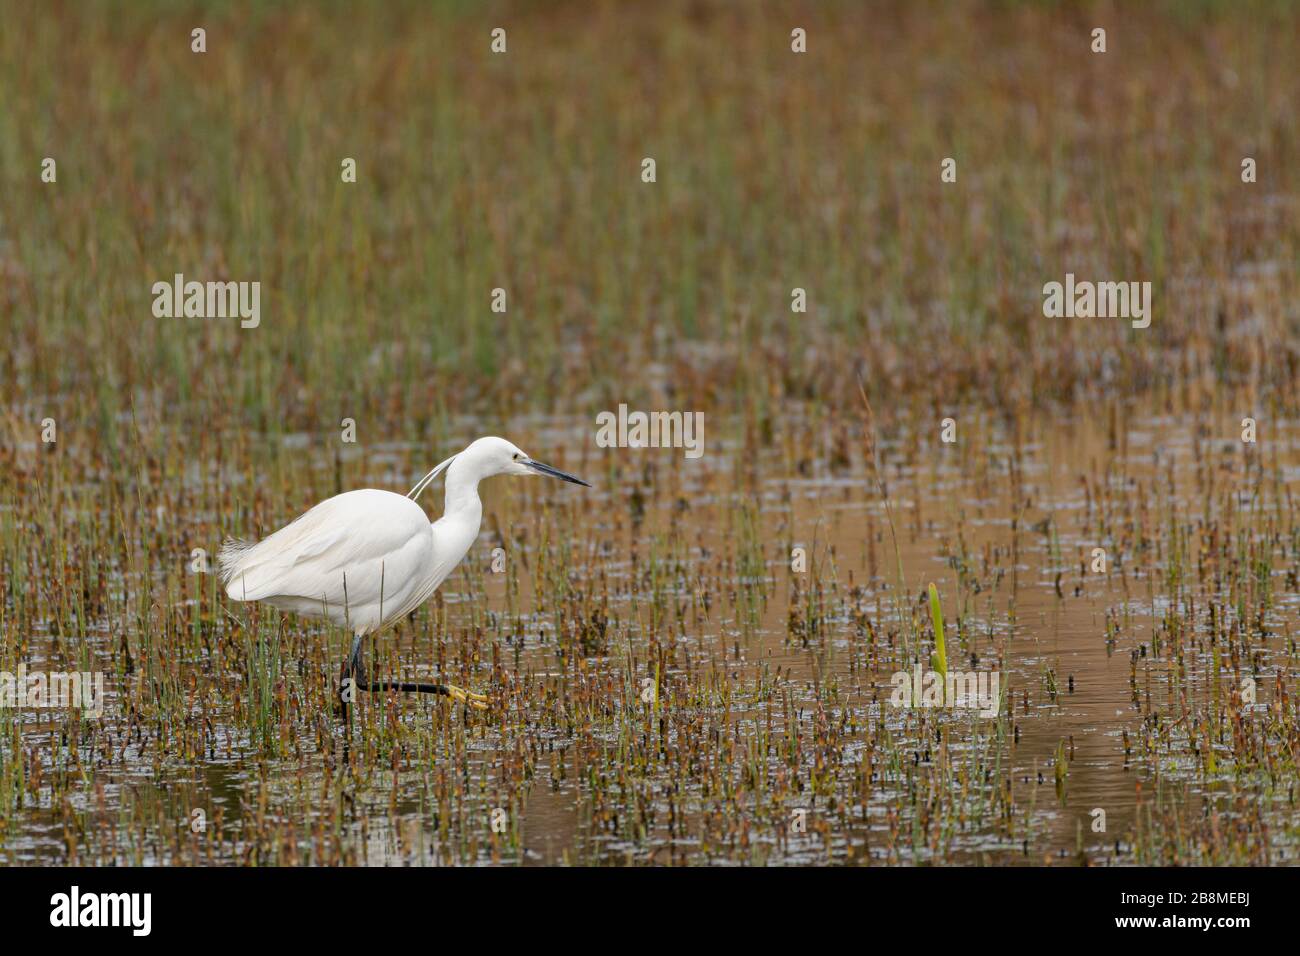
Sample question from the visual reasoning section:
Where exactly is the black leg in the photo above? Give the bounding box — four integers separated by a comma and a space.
347, 633, 366, 684
336, 633, 366, 721
361, 679, 457, 696
337, 633, 488, 709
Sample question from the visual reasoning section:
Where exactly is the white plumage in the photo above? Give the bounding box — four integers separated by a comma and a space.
218, 436, 590, 706
219, 489, 450, 633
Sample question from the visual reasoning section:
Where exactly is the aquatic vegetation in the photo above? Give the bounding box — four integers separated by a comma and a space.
1, 0, 1298, 866
928, 584, 948, 678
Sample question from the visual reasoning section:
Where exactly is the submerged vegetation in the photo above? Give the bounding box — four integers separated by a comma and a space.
1, 1, 1299, 865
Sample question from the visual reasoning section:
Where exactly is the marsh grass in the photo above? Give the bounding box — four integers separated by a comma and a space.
1, 0, 1299, 866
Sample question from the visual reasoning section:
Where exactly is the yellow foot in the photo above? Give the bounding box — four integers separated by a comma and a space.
444, 684, 489, 710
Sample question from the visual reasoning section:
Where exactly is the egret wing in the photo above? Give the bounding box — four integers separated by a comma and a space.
219, 489, 433, 611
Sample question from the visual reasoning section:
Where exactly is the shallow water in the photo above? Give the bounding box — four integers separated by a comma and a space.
2, 396, 1298, 865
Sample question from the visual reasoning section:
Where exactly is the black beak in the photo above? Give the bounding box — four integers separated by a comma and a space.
524, 459, 591, 487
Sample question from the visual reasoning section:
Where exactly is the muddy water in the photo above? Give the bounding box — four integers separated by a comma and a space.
458, 401, 1289, 864
3, 399, 1296, 865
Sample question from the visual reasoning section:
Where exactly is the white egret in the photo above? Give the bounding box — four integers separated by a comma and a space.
218, 436, 590, 710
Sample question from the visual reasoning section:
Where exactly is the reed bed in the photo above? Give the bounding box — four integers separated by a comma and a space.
1, 0, 1298, 865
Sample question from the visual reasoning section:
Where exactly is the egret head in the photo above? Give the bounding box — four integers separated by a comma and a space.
464, 436, 591, 486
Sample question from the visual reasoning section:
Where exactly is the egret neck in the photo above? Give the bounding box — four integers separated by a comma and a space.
432, 452, 487, 573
